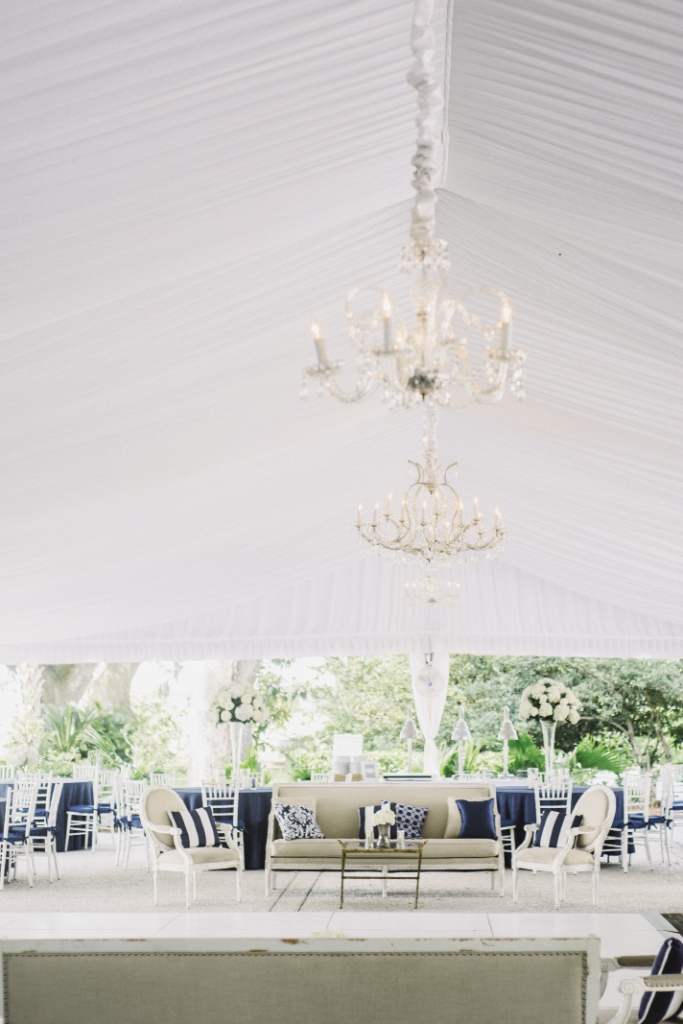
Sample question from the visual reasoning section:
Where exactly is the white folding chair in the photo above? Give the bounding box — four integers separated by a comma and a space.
0, 783, 37, 889
73, 764, 99, 781
28, 780, 64, 882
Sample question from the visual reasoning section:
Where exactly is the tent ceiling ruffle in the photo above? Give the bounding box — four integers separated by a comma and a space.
1, 0, 681, 659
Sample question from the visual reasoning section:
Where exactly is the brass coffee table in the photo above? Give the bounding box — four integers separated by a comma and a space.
338, 839, 426, 908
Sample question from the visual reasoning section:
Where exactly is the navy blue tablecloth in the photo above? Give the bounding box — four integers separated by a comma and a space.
496, 784, 628, 861
0, 780, 94, 853
175, 788, 272, 870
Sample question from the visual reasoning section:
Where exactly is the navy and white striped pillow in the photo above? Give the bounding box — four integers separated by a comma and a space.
532, 810, 583, 848
639, 938, 683, 1024
168, 807, 221, 848
358, 802, 398, 840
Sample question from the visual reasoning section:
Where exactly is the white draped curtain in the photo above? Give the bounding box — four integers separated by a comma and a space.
409, 652, 450, 777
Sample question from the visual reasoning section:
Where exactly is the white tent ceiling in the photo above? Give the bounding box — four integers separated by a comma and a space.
1, 0, 682, 661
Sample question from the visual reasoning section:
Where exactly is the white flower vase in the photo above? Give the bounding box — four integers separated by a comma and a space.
230, 720, 245, 787
541, 719, 556, 776
376, 823, 391, 849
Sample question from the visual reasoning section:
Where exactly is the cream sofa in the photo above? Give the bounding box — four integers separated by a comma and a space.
265, 781, 505, 896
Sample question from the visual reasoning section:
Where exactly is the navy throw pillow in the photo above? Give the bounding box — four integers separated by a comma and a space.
456, 798, 497, 841
639, 938, 683, 1024
532, 810, 583, 849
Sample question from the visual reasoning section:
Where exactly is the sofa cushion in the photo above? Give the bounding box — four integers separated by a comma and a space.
271, 838, 343, 859
270, 838, 499, 860
274, 803, 325, 841
457, 799, 497, 841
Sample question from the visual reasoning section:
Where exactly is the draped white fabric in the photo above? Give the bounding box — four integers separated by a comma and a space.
1, 0, 682, 659
409, 653, 450, 777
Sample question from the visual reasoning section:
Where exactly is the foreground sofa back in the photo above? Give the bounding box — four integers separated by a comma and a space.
0, 935, 601, 1024
270, 781, 497, 839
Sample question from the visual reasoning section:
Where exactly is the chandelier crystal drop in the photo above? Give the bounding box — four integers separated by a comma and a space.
301, 0, 526, 410
355, 402, 505, 568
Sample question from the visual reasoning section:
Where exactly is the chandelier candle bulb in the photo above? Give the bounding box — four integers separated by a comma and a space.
310, 319, 331, 368
382, 293, 394, 351
500, 308, 512, 354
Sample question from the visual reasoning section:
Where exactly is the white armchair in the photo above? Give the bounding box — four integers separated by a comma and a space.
140, 786, 241, 908
513, 784, 616, 908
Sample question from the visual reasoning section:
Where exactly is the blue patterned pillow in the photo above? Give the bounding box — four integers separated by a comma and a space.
395, 802, 428, 839
639, 938, 683, 1024
274, 803, 325, 841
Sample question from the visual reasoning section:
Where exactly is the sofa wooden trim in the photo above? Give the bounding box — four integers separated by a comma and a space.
265, 781, 506, 897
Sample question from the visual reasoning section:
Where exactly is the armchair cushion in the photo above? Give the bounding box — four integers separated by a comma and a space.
533, 810, 583, 849
638, 938, 683, 1024
158, 846, 240, 866
516, 847, 593, 867
274, 803, 325, 841
169, 807, 221, 848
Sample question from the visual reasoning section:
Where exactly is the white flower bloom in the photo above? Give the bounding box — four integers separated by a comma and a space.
240, 693, 252, 705
230, 681, 246, 698
539, 702, 553, 717
372, 807, 396, 826
531, 683, 546, 699
518, 700, 532, 720
553, 704, 569, 722
547, 684, 562, 703
568, 709, 580, 724
528, 706, 539, 717
235, 703, 253, 722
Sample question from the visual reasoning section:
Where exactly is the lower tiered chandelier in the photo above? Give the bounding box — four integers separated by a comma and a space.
355, 401, 505, 579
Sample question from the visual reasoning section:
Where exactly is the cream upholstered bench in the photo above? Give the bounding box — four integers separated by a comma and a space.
265, 781, 505, 896
0, 935, 603, 1024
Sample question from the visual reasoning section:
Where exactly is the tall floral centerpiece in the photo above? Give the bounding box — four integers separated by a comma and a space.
213, 681, 267, 783
519, 679, 581, 775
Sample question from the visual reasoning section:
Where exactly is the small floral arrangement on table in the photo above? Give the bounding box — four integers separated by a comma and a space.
519, 679, 581, 724
372, 806, 396, 827
213, 680, 267, 725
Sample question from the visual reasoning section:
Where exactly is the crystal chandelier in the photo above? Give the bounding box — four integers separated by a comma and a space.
301, 0, 526, 409
356, 401, 505, 571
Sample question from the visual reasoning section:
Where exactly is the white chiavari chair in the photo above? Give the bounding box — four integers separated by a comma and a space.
0, 782, 37, 889
0, 766, 14, 780
534, 774, 573, 823
28, 780, 64, 882
150, 772, 178, 788
201, 781, 243, 866
311, 772, 331, 782
95, 769, 120, 847
623, 771, 654, 870
65, 769, 99, 852
118, 779, 149, 870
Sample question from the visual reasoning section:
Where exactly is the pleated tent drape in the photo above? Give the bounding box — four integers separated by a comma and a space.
1, 0, 682, 659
